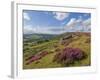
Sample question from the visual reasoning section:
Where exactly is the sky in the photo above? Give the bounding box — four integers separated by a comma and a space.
23, 10, 91, 34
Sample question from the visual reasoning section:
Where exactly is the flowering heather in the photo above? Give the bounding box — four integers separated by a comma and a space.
53, 47, 86, 66
26, 51, 48, 65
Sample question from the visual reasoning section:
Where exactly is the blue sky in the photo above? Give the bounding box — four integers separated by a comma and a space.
23, 10, 91, 34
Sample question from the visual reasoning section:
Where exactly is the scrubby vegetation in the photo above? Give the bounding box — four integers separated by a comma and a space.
25, 51, 48, 65
53, 48, 87, 66
23, 32, 91, 69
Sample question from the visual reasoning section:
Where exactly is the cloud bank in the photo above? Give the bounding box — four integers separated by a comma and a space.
23, 11, 91, 34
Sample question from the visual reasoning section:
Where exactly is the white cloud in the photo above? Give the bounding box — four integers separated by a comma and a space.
24, 15, 91, 34
52, 12, 70, 21
76, 16, 83, 23
24, 25, 66, 34
83, 18, 91, 27
66, 16, 82, 27
24, 18, 91, 34
65, 17, 91, 32
66, 18, 76, 27
23, 13, 31, 21
82, 18, 91, 31
24, 25, 35, 34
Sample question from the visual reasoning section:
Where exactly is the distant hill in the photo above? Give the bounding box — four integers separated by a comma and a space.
23, 32, 90, 42
23, 33, 58, 42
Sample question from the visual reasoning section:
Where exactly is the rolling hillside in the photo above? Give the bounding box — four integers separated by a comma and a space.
23, 32, 91, 69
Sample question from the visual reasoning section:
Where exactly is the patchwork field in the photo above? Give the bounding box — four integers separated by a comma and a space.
23, 32, 91, 69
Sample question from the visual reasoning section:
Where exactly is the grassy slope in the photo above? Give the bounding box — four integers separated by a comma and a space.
23, 32, 91, 69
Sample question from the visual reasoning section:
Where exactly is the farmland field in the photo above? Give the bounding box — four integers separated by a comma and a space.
23, 32, 91, 69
